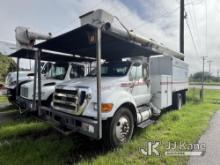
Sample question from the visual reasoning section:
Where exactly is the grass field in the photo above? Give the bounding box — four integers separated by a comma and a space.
0, 96, 8, 104
0, 89, 219, 165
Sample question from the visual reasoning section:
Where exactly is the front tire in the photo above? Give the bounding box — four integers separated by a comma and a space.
42, 95, 53, 107
7, 88, 16, 105
104, 107, 134, 148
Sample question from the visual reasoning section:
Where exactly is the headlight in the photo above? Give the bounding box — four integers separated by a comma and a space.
9, 81, 17, 86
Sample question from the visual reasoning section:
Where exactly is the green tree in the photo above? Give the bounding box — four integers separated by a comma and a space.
191, 71, 220, 82
0, 53, 16, 82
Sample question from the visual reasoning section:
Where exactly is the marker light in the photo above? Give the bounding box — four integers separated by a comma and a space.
101, 103, 113, 112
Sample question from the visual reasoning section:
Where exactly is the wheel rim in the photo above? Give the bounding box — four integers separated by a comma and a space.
115, 115, 131, 143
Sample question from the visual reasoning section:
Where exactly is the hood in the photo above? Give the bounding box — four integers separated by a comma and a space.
21, 79, 63, 89
57, 76, 128, 90
9, 71, 32, 77
6, 71, 33, 82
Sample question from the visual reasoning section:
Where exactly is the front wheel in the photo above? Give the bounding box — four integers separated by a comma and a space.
104, 107, 134, 148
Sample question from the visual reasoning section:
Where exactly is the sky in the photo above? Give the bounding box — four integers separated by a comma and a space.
0, 0, 219, 75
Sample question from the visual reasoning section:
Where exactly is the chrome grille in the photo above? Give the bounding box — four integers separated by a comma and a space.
53, 89, 79, 113
20, 86, 28, 98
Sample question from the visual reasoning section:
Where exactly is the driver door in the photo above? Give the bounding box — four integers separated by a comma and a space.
129, 62, 150, 106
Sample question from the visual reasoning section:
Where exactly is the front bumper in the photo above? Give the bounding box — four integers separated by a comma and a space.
41, 106, 100, 139
16, 96, 34, 111
6, 88, 15, 101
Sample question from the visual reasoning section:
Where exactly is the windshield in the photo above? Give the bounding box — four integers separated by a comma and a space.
40, 62, 45, 68
41, 62, 53, 74
70, 64, 85, 78
87, 62, 130, 77
47, 63, 68, 80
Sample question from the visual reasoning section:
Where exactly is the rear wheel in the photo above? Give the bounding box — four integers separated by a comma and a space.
176, 93, 182, 110
104, 107, 134, 148
182, 91, 186, 105
173, 93, 183, 110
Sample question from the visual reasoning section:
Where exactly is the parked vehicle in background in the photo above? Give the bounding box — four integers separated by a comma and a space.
5, 61, 51, 104
5, 25, 52, 105
18, 62, 89, 110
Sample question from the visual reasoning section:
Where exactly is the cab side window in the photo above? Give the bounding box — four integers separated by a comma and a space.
70, 64, 85, 79
129, 63, 142, 81
42, 63, 52, 74
142, 63, 149, 79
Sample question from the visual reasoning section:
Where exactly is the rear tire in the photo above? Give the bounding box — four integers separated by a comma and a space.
176, 93, 182, 110
103, 107, 134, 148
182, 91, 186, 105
173, 93, 183, 110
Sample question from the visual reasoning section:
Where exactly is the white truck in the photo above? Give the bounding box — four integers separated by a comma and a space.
6, 26, 52, 105
50, 56, 188, 147
5, 61, 51, 104
18, 62, 88, 110
8, 9, 188, 147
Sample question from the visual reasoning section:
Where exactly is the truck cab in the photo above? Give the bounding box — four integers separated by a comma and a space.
50, 58, 154, 146
5, 61, 52, 105
18, 62, 88, 110
52, 59, 151, 117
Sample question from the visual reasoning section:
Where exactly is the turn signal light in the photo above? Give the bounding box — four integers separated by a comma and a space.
101, 103, 113, 112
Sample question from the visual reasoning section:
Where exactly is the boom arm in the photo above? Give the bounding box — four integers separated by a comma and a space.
15, 26, 52, 49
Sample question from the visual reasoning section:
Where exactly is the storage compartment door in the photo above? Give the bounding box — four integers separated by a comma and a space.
167, 76, 172, 106
161, 75, 172, 108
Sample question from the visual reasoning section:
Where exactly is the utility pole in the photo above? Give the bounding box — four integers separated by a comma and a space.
180, 0, 185, 56
217, 69, 220, 82
200, 56, 207, 101
207, 60, 213, 73
29, 60, 32, 71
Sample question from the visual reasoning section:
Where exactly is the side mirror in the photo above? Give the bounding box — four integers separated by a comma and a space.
27, 73, 34, 77
133, 62, 141, 67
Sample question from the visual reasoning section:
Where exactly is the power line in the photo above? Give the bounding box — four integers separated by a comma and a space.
185, 14, 200, 56
205, 0, 208, 57
176, 0, 204, 5
131, 1, 203, 33
131, 7, 180, 33
207, 60, 213, 73
191, 0, 202, 52
188, 1, 203, 53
